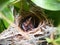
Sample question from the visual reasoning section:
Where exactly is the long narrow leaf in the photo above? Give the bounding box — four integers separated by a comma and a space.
1, 7, 14, 28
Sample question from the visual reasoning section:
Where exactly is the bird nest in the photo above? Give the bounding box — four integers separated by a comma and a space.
0, 6, 56, 45
15, 6, 56, 40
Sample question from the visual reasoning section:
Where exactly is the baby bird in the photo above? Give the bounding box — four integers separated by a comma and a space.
22, 17, 34, 32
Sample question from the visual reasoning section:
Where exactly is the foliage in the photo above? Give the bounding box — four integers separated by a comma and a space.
0, 0, 15, 33
0, 0, 60, 45
14, 0, 30, 11
1, 7, 14, 28
0, 0, 15, 11
0, 19, 5, 33
45, 10, 60, 26
31, 0, 60, 11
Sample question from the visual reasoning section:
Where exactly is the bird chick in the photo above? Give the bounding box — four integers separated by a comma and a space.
22, 17, 34, 32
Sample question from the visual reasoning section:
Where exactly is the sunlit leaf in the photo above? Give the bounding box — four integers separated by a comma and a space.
31, 0, 60, 11
45, 38, 52, 43
1, 7, 14, 28
55, 38, 60, 44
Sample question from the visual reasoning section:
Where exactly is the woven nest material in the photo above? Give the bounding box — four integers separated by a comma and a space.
0, 6, 56, 45
15, 6, 54, 38
14, 5, 55, 41
17, 6, 49, 32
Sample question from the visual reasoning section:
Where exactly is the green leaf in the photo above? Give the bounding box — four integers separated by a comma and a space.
0, 19, 6, 33
45, 38, 52, 43
14, 0, 30, 11
45, 10, 60, 26
1, 7, 14, 28
0, 0, 15, 11
57, 25, 60, 34
55, 38, 60, 44
31, 0, 60, 11
14, 1, 20, 9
